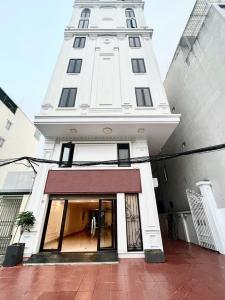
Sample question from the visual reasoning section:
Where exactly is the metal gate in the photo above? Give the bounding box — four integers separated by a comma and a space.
0, 196, 22, 255
186, 189, 217, 251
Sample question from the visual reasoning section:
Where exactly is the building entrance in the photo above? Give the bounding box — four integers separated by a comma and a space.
40, 196, 117, 252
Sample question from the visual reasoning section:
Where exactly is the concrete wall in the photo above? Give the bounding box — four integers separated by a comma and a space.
157, 5, 225, 213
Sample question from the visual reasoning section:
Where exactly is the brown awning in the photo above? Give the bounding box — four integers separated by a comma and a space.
44, 169, 141, 194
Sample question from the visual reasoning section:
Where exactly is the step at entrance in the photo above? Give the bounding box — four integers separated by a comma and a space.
25, 251, 118, 264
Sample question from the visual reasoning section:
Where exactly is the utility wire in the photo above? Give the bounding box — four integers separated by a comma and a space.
0, 143, 225, 168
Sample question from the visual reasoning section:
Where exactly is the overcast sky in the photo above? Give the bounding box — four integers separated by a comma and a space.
0, 0, 195, 119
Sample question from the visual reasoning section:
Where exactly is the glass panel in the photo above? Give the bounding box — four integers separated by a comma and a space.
139, 59, 146, 73
129, 37, 134, 47
74, 37, 80, 48
59, 89, 69, 107
80, 37, 86, 48
99, 200, 113, 249
134, 37, 141, 47
43, 200, 65, 250
131, 19, 137, 28
132, 59, 138, 73
74, 59, 82, 73
143, 88, 152, 106
136, 88, 144, 106
125, 194, 143, 251
68, 60, 75, 73
126, 9, 135, 18
67, 88, 77, 107
127, 19, 132, 28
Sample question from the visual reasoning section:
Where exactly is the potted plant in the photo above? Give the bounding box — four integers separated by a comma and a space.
3, 211, 36, 267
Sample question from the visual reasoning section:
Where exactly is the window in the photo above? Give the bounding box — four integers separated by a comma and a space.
59, 143, 75, 167
127, 19, 137, 28
0, 137, 5, 148
78, 19, 89, 29
131, 59, 146, 73
59, 88, 77, 107
67, 59, 82, 73
129, 37, 141, 47
135, 88, 153, 107
219, 4, 225, 8
125, 8, 135, 18
5, 120, 12, 130
73, 37, 86, 48
117, 144, 130, 167
81, 8, 91, 18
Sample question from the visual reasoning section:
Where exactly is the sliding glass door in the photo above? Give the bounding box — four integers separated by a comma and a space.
41, 198, 117, 252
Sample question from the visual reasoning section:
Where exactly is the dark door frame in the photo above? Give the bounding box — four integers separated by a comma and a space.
97, 199, 117, 251
40, 197, 117, 253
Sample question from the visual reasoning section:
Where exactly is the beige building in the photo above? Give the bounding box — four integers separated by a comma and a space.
0, 87, 40, 255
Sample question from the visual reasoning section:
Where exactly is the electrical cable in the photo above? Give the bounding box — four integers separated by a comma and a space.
0, 143, 225, 168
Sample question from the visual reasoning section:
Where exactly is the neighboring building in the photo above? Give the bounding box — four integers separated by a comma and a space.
0, 87, 40, 255
24, 0, 180, 261
156, 1, 225, 254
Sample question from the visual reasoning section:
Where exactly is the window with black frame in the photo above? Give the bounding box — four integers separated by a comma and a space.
135, 88, 153, 107
129, 36, 141, 48
131, 59, 146, 73
59, 143, 75, 167
73, 37, 86, 48
78, 19, 89, 29
127, 18, 137, 28
117, 144, 130, 167
67, 59, 82, 74
58, 88, 77, 107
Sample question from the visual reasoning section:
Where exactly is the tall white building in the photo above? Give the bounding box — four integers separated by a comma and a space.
24, 0, 180, 261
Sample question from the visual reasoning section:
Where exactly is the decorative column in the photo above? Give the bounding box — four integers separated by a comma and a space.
196, 181, 225, 255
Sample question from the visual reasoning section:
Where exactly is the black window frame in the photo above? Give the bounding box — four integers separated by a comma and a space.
117, 144, 131, 167
81, 8, 91, 18
73, 37, 86, 48
129, 36, 141, 48
127, 18, 137, 28
131, 59, 146, 73
59, 143, 75, 168
58, 88, 77, 108
78, 19, 89, 29
135, 88, 153, 107
67, 59, 82, 74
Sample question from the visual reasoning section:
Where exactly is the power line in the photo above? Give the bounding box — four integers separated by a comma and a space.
0, 143, 225, 168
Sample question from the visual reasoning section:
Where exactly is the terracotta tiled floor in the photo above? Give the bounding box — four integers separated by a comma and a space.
1, 240, 225, 300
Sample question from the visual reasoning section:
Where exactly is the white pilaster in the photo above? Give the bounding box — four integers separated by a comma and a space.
117, 193, 127, 255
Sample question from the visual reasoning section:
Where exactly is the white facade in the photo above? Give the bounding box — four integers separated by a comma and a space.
0, 88, 40, 191
156, 2, 225, 253
24, 0, 180, 259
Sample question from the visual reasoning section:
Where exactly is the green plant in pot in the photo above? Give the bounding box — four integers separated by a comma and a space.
3, 211, 36, 267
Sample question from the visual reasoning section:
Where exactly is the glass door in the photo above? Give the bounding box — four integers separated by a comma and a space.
98, 199, 116, 251
40, 199, 68, 251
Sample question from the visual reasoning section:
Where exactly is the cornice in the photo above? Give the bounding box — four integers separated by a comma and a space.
64, 28, 153, 39
74, 1, 145, 9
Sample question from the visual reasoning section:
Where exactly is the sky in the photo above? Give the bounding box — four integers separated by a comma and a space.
0, 0, 196, 120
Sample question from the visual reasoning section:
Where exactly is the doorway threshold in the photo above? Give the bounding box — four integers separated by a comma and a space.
24, 251, 118, 265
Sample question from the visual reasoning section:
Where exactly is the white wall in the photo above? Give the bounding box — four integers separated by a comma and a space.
157, 6, 225, 212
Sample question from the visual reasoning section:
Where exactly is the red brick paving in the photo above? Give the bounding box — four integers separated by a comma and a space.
1, 240, 225, 299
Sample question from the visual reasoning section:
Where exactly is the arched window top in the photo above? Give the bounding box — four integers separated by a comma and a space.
81, 8, 91, 18
125, 8, 135, 18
